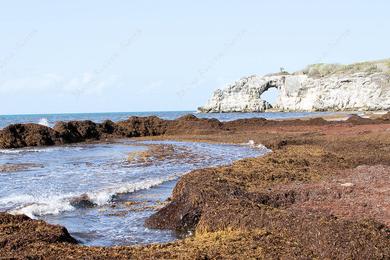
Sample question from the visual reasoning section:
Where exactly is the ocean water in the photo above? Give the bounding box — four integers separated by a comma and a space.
0, 110, 329, 246
0, 139, 269, 246
0, 111, 334, 129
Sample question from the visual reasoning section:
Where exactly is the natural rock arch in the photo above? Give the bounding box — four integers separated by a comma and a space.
197, 76, 286, 113
259, 79, 284, 108
259, 78, 284, 94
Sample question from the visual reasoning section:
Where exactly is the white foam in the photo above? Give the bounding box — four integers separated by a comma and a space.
38, 118, 50, 127
0, 149, 24, 154
0, 148, 51, 154
256, 144, 272, 153
88, 175, 180, 206
0, 194, 35, 205
6, 175, 182, 218
0, 146, 85, 154
11, 201, 74, 218
5, 193, 75, 218
242, 140, 271, 153
3, 141, 266, 220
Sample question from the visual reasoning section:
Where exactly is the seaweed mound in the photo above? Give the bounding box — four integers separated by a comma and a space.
0, 124, 58, 148
0, 213, 77, 252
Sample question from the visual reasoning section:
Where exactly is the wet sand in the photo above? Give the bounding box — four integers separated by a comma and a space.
1, 113, 390, 259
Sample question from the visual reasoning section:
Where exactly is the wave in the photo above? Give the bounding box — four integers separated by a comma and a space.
7, 174, 182, 218
0, 149, 28, 154
87, 175, 179, 206
11, 200, 75, 217
0, 146, 86, 155
5, 193, 76, 217
38, 118, 50, 127
0, 147, 56, 154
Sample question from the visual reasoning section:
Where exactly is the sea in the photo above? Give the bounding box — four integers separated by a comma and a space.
0, 111, 333, 129
0, 111, 330, 246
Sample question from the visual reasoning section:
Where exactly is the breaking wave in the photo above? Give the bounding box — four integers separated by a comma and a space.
0, 140, 267, 246
7, 174, 182, 218
38, 118, 50, 127
0, 146, 85, 154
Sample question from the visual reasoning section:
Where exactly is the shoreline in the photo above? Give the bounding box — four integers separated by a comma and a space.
1, 113, 390, 258
1, 111, 390, 150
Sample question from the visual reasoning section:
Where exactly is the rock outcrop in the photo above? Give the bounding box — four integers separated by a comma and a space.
198, 59, 390, 112
115, 116, 168, 137
53, 120, 101, 143
0, 213, 77, 251
0, 124, 58, 148
198, 75, 280, 112
0, 116, 225, 149
1, 113, 390, 149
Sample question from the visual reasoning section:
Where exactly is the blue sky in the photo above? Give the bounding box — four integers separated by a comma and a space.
0, 1, 389, 115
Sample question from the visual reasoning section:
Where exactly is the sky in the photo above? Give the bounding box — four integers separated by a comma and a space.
0, 0, 389, 115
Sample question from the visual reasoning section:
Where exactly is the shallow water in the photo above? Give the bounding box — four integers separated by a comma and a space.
0, 140, 268, 246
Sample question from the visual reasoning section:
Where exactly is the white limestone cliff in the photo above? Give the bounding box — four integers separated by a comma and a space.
198, 60, 390, 112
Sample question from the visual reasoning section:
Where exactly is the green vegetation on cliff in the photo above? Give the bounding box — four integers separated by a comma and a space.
301, 58, 390, 78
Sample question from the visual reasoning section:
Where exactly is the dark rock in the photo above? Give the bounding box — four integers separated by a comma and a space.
177, 114, 199, 121
0, 113, 386, 149
277, 140, 288, 149
306, 117, 328, 125
97, 120, 117, 135
53, 121, 80, 143
70, 194, 97, 208
346, 114, 373, 124
165, 115, 223, 135
74, 120, 100, 139
0, 212, 77, 251
116, 116, 168, 137
54, 120, 100, 143
0, 124, 57, 149
223, 118, 268, 129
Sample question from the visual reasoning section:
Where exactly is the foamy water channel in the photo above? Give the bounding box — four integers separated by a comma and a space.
0, 140, 269, 246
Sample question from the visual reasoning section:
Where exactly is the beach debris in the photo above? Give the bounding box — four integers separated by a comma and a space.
123, 201, 144, 207
340, 182, 354, 187
243, 140, 271, 153
256, 144, 268, 150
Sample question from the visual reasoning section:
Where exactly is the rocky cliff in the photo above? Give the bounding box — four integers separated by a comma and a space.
198, 59, 390, 112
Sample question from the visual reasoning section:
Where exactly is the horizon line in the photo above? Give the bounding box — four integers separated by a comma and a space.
0, 110, 196, 117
